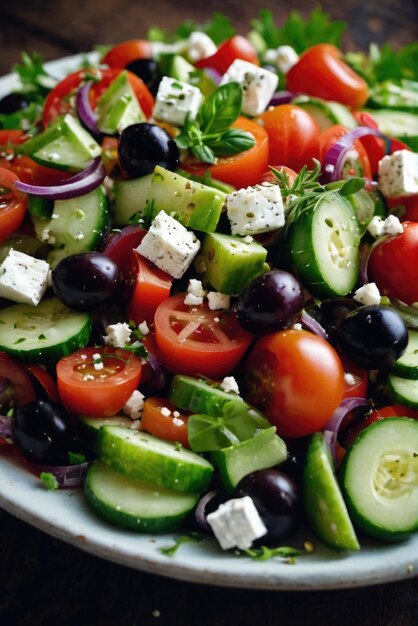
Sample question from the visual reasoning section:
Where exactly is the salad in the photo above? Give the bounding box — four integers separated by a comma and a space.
0, 8, 417, 560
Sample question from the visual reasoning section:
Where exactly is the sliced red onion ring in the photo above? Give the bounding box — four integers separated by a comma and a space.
360, 235, 387, 284
268, 91, 299, 106
321, 126, 391, 184
62, 156, 103, 184
203, 68, 222, 85
76, 81, 100, 136
195, 489, 221, 532
300, 309, 328, 339
0, 415, 12, 439
36, 460, 91, 488
14, 158, 106, 200
143, 352, 166, 394
323, 397, 370, 467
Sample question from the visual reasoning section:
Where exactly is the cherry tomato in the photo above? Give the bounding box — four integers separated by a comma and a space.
319, 124, 372, 180
368, 221, 418, 305
42, 68, 154, 127
0, 352, 35, 408
195, 35, 259, 73
56, 347, 142, 417
0, 130, 27, 146
0, 168, 28, 242
342, 404, 418, 448
287, 44, 369, 110
25, 364, 59, 403
401, 196, 418, 222
342, 359, 368, 400
259, 104, 320, 172
103, 40, 153, 68
141, 397, 189, 448
127, 250, 173, 325
181, 117, 269, 188
260, 165, 298, 185
245, 330, 345, 438
103, 224, 147, 297
154, 294, 253, 378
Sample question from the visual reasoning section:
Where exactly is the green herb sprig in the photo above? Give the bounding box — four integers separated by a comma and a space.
159, 532, 204, 557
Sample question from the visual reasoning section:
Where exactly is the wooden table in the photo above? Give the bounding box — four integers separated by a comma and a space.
0, 1, 417, 624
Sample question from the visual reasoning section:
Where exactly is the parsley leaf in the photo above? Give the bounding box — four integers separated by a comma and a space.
68, 451, 87, 465
243, 545, 303, 561
159, 532, 204, 557
13, 52, 56, 102
40, 472, 59, 491
346, 43, 418, 86
250, 8, 347, 54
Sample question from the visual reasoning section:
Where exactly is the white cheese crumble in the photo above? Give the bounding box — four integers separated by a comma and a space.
123, 389, 145, 420
207, 291, 230, 310
184, 278, 207, 306
0, 250, 50, 306
378, 150, 418, 198
187, 31, 217, 62
104, 322, 132, 348
160, 407, 171, 417
265, 45, 299, 74
153, 76, 203, 127
138, 320, 150, 336
226, 183, 285, 236
92, 353, 104, 371
220, 376, 240, 395
207, 496, 267, 550
220, 59, 278, 116
367, 215, 404, 238
353, 282, 381, 306
344, 372, 357, 386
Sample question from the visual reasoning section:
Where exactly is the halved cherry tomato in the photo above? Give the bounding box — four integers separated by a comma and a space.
260, 165, 298, 185
0, 352, 35, 408
342, 359, 368, 400
181, 117, 269, 188
195, 35, 258, 73
127, 250, 173, 325
259, 104, 320, 172
399, 196, 418, 222
103, 40, 153, 68
0, 130, 27, 146
103, 224, 147, 291
56, 347, 142, 417
342, 404, 418, 448
25, 364, 59, 403
245, 329, 345, 438
287, 44, 369, 110
141, 397, 189, 448
154, 294, 253, 377
319, 124, 372, 180
42, 68, 154, 127
368, 221, 418, 305
0, 168, 28, 242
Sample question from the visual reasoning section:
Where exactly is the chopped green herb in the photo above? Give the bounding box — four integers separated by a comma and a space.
40, 472, 59, 491
14, 338, 26, 344
13, 52, 56, 102
243, 545, 304, 561
159, 532, 204, 557
68, 451, 87, 465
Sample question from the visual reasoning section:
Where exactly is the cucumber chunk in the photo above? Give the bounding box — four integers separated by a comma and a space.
339, 418, 418, 541
96, 70, 145, 134
303, 433, 360, 551
111, 174, 152, 225
288, 192, 360, 298
85, 461, 199, 533
366, 109, 418, 151
0, 297, 91, 363
98, 426, 213, 493
391, 329, 418, 379
387, 374, 418, 408
293, 96, 356, 130
211, 427, 287, 492
78, 415, 135, 452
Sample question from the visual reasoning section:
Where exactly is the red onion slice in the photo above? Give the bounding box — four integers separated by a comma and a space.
0, 415, 12, 439
321, 127, 391, 184
142, 352, 166, 394
203, 68, 222, 85
300, 309, 328, 339
323, 397, 370, 467
360, 236, 387, 284
268, 91, 299, 107
35, 460, 91, 488
14, 158, 106, 200
76, 81, 100, 136
195, 489, 221, 532
62, 156, 103, 184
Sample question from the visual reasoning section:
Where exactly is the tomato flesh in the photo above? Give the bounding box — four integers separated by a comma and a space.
0, 168, 28, 243
141, 397, 189, 448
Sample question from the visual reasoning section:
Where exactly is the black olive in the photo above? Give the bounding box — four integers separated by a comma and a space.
126, 58, 162, 96
118, 123, 179, 178
0, 92, 29, 115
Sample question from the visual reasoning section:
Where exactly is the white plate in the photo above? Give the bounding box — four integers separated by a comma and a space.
0, 54, 417, 590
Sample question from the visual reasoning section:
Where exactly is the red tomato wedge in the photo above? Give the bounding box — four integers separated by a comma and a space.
56, 347, 142, 417
25, 364, 59, 403
195, 35, 259, 73
103, 40, 153, 67
127, 250, 173, 325
154, 294, 253, 377
0, 168, 28, 243
141, 397, 189, 448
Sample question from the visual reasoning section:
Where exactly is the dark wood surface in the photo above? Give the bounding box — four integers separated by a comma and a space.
0, 1, 418, 624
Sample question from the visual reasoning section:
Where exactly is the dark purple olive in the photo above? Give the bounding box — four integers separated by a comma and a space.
118, 123, 179, 178
0, 92, 29, 115
336, 304, 408, 370
12, 400, 81, 465
309, 298, 359, 346
52, 252, 121, 311
237, 270, 304, 334
234, 469, 301, 545
126, 58, 162, 96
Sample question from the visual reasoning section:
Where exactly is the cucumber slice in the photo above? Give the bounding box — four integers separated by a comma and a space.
33, 187, 109, 268
28, 196, 54, 219
0, 297, 91, 363
111, 174, 152, 225
168, 55, 217, 96
391, 329, 418, 379
288, 192, 360, 298
96, 70, 145, 134
177, 169, 236, 195
98, 426, 213, 493
293, 96, 356, 130
368, 80, 418, 114
303, 433, 360, 551
85, 461, 199, 533
387, 374, 418, 408
78, 415, 135, 452
366, 109, 418, 151
211, 427, 287, 492
339, 418, 418, 541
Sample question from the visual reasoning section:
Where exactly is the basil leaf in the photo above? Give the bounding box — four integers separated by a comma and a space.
199, 83, 243, 135
191, 143, 216, 164
208, 129, 256, 156
338, 177, 366, 196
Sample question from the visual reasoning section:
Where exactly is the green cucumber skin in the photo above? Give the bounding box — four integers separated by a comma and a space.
288, 193, 359, 298
98, 426, 214, 494
78, 416, 134, 453
391, 330, 418, 380
0, 299, 91, 363
303, 433, 359, 551
339, 418, 418, 541
386, 375, 418, 408
111, 175, 152, 225
85, 461, 198, 533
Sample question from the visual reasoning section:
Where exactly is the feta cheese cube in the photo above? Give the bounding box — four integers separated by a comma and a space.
378, 150, 418, 198
137, 320, 150, 336
153, 76, 203, 127
184, 278, 207, 306
124, 389, 145, 420
0, 250, 50, 306
226, 183, 285, 236
136, 211, 201, 279
220, 376, 240, 395
265, 45, 299, 74
220, 59, 278, 116
104, 322, 132, 348
207, 291, 230, 310
367, 214, 404, 238
187, 31, 217, 63
353, 282, 381, 306
367, 216, 385, 238
207, 496, 267, 550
